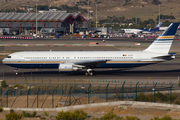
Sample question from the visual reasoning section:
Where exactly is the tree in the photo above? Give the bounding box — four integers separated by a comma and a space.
152, 0, 161, 5
37, 5, 49, 10
162, 20, 171, 26
16, 8, 25, 12
157, 15, 175, 20
5, 112, 22, 120
125, 0, 131, 4
1, 80, 6, 88
148, 19, 155, 25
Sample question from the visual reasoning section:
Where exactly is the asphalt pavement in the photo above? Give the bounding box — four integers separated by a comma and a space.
0, 38, 180, 83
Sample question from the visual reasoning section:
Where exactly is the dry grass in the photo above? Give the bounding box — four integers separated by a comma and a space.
1, 0, 180, 21
98, 1, 180, 21
0, 95, 107, 108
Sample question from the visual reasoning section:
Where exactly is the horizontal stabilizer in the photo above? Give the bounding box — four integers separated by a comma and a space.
152, 53, 176, 60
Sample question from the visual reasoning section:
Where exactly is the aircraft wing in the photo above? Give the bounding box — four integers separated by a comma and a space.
74, 59, 109, 67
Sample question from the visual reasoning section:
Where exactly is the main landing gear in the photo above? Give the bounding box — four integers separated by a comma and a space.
14, 67, 18, 75
85, 69, 95, 76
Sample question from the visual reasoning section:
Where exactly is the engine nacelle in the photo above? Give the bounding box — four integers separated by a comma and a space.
58, 63, 82, 72
133, 32, 138, 34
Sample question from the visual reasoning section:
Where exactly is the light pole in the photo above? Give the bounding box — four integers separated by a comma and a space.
36, 0, 37, 35
87, 1, 89, 28
96, 4, 97, 28
88, 1, 89, 19
159, 4, 160, 23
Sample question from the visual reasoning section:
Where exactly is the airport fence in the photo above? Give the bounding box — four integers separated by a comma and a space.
0, 78, 179, 108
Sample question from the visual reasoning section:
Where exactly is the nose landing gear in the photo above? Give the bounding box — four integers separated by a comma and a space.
14, 67, 18, 75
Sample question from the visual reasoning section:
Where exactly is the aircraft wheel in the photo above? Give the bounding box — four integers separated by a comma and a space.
85, 72, 89, 76
89, 72, 93, 76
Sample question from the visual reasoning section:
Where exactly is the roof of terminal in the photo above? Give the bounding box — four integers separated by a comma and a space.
0, 12, 90, 22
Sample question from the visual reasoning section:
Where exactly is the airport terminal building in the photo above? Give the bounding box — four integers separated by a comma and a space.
0, 11, 90, 35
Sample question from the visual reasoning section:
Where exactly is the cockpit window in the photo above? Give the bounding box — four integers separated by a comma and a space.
6, 56, 11, 58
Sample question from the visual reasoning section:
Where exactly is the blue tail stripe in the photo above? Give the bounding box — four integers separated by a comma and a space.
156, 39, 173, 41
161, 23, 179, 36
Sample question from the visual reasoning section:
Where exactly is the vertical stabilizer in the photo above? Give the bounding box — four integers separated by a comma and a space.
144, 23, 179, 54
154, 22, 162, 30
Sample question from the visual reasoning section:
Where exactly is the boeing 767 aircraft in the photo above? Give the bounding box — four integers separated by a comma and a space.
124, 22, 162, 34
2, 23, 179, 76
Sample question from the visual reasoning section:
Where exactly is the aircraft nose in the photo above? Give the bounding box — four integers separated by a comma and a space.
2, 58, 6, 63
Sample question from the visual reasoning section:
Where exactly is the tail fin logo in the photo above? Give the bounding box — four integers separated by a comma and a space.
154, 22, 162, 30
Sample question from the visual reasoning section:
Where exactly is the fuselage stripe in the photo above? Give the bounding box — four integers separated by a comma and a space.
157, 36, 174, 39
3, 61, 160, 64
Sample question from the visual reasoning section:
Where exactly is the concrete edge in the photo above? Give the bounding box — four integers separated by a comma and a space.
0, 44, 114, 47
3, 101, 180, 112
0, 53, 9, 55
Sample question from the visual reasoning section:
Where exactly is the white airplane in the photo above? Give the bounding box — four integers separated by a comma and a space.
124, 22, 162, 34
2, 23, 179, 76
160, 26, 180, 31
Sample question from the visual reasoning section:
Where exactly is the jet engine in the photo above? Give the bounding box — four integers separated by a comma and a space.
58, 63, 82, 72
133, 32, 138, 34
